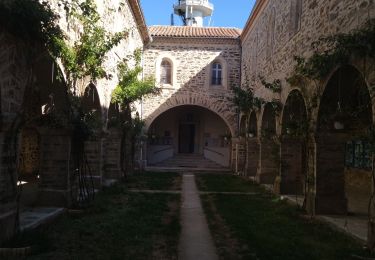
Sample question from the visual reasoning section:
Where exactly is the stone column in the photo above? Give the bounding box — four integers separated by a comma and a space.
0, 115, 21, 243
257, 139, 280, 184
102, 129, 123, 181
84, 136, 103, 189
231, 138, 246, 174
36, 128, 75, 207
280, 137, 305, 195
315, 134, 347, 214
246, 137, 259, 176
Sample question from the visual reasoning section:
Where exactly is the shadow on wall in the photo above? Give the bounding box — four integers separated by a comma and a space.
142, 53, 239, 167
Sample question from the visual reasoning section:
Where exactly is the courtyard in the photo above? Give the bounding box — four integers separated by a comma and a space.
2, 172, 374, 259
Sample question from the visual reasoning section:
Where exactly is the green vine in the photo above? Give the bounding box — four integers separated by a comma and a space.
289, 19, 375, 82
111, 49, 158, 110
59, 0, 126, 89
259, 76, 282, 93
231, 86, 265, 113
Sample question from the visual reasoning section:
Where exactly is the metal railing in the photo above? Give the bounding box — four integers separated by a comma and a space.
175, 0, 213, 9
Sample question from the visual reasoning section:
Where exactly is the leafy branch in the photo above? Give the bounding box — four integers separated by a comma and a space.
259, 76, 282, 93
288, 19, 375, 82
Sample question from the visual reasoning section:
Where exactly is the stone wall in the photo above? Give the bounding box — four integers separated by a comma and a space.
142, 38, 241, 137
241, 0, 375, 214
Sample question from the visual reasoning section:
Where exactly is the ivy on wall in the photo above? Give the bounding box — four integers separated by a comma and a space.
289, 19, 375, 82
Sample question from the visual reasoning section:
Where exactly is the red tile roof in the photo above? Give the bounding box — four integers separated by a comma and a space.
149, 26, 241, 39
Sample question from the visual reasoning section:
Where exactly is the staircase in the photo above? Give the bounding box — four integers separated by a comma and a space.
149, 154, 228, 171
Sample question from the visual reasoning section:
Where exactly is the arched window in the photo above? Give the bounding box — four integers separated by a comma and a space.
290, 0, 302, 36
267, 8, 276, 59
211, 62, 222, 85
160, 59, 172, 85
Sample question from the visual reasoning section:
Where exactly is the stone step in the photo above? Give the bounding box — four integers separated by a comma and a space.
153, 154, 223, 169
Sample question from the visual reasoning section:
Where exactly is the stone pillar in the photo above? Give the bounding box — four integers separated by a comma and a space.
280, 137, 305, 195
0, 130, 18, 243
84, 137, 103, 189
0, 115, 21, 243
102, 129, 123, 180
246, 137, 259, 176
258, 139, 279, 184
315, 134, 347, 214
37, 128, 75, 208
231, 138, 246, 174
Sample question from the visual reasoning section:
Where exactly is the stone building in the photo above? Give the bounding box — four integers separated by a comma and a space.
0, 0, 149, 243
141, 26, 241, 168
1, 0, 375, 246
240, 0, 375, 217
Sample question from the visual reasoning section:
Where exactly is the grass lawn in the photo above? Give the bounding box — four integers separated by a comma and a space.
4, 173, 181, 259
196, 173, 263, 193
126, 171, 182, 190
199, 174, 374, 260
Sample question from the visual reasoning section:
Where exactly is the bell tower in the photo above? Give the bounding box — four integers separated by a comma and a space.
174, 0, 214, 27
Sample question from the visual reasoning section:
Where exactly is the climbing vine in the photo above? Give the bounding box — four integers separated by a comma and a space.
288, 18, 375, 82
111, 49, 158, 176
259, 76, 282, 93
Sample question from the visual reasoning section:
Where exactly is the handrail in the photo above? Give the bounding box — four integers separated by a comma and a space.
204, 148, 224, 157
153, 147, 173, 155
175, 0, 213, 9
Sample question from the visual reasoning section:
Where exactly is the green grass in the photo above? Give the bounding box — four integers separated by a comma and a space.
5, 182, 181, 259
196, 173, 263, 193
199, 175, 374, 260
126, 171, 181, 190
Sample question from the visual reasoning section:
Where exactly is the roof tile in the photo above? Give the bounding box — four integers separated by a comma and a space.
149, 26, 241, 39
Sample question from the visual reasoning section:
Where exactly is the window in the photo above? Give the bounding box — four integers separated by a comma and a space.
290, 0, 302, 35
345, 140, 371, 169
211, 62, 222, 85
267, 8, 276, 59
160, 59, 172, 84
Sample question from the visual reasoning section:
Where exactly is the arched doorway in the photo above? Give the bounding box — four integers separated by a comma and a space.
246, 111, 259, 176
280, 90, 307, 195
81, 84, 102, 190
147, 105, 231, 168
18, 53, 71, 207
315, 65, 372, 214
258, 103, 279, 184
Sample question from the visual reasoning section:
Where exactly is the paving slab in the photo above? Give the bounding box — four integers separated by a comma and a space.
20, 207, 65, 231
179, 174, 218, 260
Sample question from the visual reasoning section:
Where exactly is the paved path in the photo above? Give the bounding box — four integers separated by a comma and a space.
179, 173, 219, 260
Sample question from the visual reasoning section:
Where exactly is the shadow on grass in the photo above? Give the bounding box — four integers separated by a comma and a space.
127, 171, 182, 190
199, 174, 375, 260
4, 183, 181, 260
196, 173, 264, 193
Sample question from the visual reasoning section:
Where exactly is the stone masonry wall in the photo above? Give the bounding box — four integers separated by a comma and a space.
241, 0, 375, 214
242, 0, 375, 118
142, 38, 241, 136
49, 0, 145, 122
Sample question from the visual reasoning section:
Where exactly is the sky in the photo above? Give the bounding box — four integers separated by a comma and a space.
140, 0, 256, 29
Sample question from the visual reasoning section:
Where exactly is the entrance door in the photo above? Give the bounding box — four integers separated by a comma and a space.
179, 124, 195, 153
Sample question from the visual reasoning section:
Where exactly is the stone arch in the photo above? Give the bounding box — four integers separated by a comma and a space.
82, 83, 102, 118
261, 102, 277, 137
280, 89, 307, 195
239, 114, 247, 137
246, 111, 259, 176
258, 102, 279, 184
315, 64, 373, 214
248, 111, 258, 137
144, 94, 236, 137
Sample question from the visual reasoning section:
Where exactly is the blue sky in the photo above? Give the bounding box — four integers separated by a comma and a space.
140, 0, 256, 28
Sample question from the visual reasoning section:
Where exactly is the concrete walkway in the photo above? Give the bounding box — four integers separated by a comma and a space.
179, 173, 219, 260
